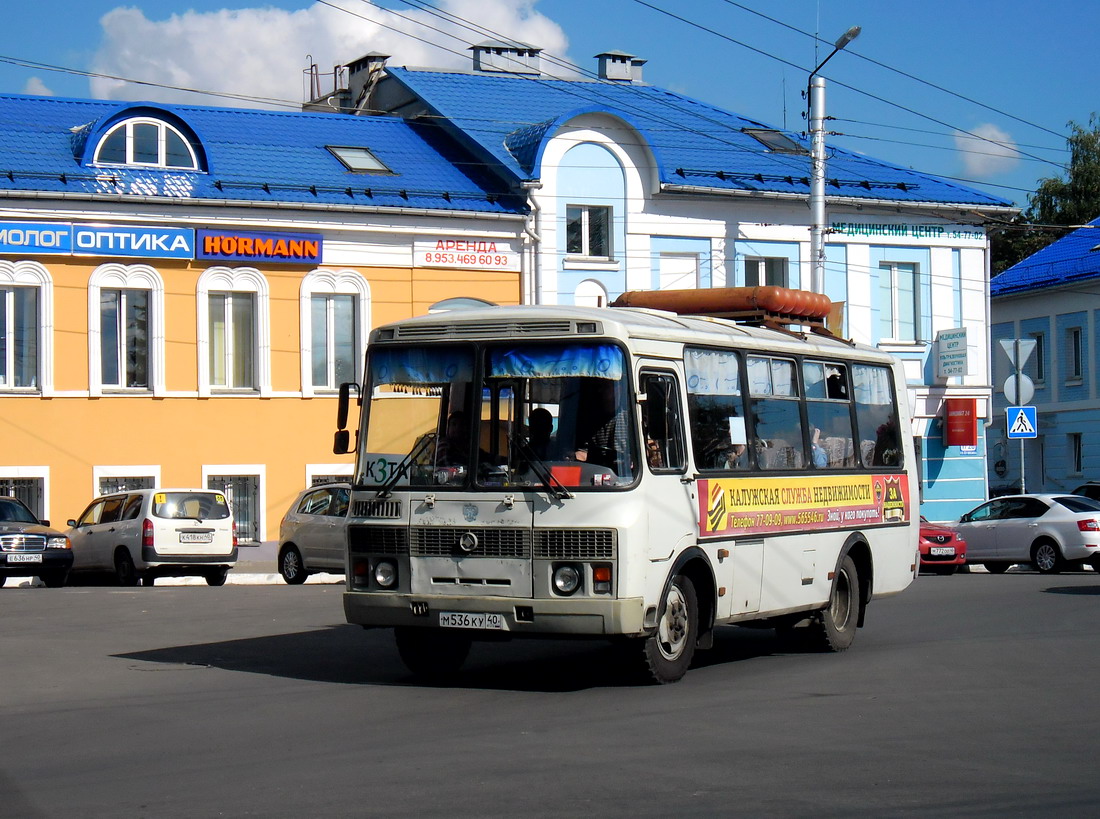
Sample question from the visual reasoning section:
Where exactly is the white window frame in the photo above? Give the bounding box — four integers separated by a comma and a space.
1070, 432, 1084, 475
565, 204, 613, 260
93, 118, 199, 170
197, 267, 270, 397
879, 261, 921, 343
92, 465, 162, 498
1067, 327, 1083, 381
744, 256, 789, 288
0, 260, 53, 395
306, 463, 353, 486
88, 263, 165, 397
1030, 331, 1046, 383
0, 466, 50, 522
300, 269, 370, 397
203, 464, 265, 542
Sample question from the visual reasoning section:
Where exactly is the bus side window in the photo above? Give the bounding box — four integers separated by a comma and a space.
748, 356, 804, 470
684, 347, 749, 472
804, 361, 857, 469
640, 372, 686, 472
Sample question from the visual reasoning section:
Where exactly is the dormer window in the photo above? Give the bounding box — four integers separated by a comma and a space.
94, 118, 200, 170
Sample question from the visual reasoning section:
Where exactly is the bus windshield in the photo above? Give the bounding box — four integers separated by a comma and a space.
356, 342, 638, 490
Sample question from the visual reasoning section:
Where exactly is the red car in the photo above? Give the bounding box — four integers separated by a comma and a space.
919, 517, 967, 575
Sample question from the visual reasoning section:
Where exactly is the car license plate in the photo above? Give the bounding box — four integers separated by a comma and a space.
179, 532, 213, 544
930, 547, 955, 557
7, 553, 42, 563
439, 611, 507, 630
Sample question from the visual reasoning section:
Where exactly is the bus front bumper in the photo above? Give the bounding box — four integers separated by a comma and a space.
343, 591, 647, 637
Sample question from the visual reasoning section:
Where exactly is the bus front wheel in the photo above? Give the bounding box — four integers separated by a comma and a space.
807, 555, 859, 652
640, 574, 698, 684
395, 627, 471, 679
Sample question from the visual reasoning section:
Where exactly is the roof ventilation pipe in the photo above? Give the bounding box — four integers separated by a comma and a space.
470, 41, 542, 75
596, 51, 646, 82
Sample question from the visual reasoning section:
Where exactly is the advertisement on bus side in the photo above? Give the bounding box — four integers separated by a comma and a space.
698, 474, 910, 537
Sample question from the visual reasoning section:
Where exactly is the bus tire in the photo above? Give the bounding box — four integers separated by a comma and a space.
395, 627, 471, 679
807, 555, 859, 652
640, 573, 698, 684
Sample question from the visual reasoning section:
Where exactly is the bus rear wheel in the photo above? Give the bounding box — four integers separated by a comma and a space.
395, 627, 471, 679
640, 574, 698, 684
807, 555, 859, 652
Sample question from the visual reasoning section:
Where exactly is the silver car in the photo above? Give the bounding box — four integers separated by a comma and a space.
277, 484, 350, 584
955, 494, 1100, 574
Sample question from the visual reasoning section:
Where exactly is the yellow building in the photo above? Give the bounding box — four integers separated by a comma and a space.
0, 94, 527, 538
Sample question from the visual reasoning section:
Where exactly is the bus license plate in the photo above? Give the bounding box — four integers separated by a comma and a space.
930, 547, 955, 557
439, 611, 507, 630
179, 532, 213, 544
8, 553, 42, 563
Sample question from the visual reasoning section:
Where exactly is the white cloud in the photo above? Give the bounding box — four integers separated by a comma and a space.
953, 123, 1019, 178
23, 76, 54, 96
89, 1, 569, 108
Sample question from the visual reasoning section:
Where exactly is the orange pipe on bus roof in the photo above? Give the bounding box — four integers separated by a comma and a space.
611, 286, 832, 320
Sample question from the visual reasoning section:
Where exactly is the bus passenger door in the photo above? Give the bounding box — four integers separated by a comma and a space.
639, 369, 697, 564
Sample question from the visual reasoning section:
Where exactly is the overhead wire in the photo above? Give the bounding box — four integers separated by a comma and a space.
715, 0, 1068, 141
626, 0, 1064, 174
0, 0, 1061, 203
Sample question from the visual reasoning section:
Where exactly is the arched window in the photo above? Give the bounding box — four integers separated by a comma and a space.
88, 263, 166, 395
197, 267, 270, 396
94, 118, 200, 170
574, 279, 608, 308
0, 260, 53, 394
300, 270, 370, 395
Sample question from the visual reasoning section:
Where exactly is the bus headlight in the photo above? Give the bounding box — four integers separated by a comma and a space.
552, 564, 581, 596
374, 560, 398, 589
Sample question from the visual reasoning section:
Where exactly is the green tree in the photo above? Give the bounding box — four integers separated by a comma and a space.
990, 113, 1100, 275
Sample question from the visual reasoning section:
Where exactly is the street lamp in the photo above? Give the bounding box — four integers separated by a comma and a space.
808, 25, 861, 295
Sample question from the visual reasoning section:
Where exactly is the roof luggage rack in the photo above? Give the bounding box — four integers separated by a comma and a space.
611, 286, 845, 340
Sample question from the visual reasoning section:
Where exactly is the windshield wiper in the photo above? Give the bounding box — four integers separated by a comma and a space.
376, 432, 436, 498
510, 432, 573, 500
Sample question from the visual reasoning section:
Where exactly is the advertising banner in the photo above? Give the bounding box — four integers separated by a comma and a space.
698, 474, 910, 538
414, 238, 520, 271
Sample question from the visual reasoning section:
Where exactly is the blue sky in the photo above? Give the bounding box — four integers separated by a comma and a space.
2, 0, 1095, 208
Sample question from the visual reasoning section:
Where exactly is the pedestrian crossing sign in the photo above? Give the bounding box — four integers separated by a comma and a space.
1007, 406, 1037, 438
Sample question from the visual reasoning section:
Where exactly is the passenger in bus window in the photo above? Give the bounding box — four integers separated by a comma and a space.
436, 410, 470, 466
527, 408, 557, 460
575, 379, 629, 470
812, 427, 828, 468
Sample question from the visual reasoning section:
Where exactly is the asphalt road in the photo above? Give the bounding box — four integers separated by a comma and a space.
3, 569, 1099, 817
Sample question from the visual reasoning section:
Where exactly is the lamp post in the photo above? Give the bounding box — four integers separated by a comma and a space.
808, 25, 861, 295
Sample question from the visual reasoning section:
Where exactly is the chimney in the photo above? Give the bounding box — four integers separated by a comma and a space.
596, 51, 645, 82
470, 41, 542, 75
303, 53, 388, 114
346, 53, 389, 112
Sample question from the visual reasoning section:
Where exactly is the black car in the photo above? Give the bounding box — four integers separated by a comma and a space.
0, 497, 73, 588
1072, 482, 1100, 502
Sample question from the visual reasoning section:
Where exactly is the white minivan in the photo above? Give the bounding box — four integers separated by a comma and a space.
67, 489, 237, 586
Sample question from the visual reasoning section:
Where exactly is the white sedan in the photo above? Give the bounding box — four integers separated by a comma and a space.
955, 494, 1100, 574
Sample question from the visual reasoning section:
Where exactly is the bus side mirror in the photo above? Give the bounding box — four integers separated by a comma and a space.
336, 382, 359, 429
333, 429, 350, 455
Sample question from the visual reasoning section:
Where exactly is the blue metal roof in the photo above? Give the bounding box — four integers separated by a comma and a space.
0, 93, 523, 214
991, 217, 1100, 297
385, 67, 1012, 209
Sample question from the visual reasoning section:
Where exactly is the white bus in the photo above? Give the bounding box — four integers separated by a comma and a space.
334, 287, 918, 683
